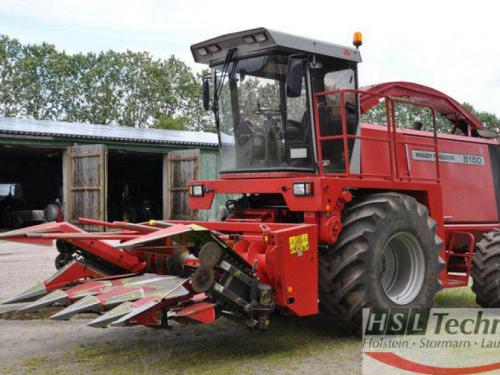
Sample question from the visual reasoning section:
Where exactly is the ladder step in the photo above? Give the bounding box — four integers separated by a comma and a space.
447, 253, 472, 258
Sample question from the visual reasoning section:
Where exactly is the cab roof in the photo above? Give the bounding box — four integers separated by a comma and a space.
191, 27, 362, 65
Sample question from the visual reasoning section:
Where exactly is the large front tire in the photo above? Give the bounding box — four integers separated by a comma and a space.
319, 192, 443, 334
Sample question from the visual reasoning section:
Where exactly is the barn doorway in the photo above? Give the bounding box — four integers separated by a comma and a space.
0, 145, 62, 228
107, 150, 164, 223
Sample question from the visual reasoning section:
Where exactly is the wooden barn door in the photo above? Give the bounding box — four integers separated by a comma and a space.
66, 144, 107, 227
163, 149, 200, 220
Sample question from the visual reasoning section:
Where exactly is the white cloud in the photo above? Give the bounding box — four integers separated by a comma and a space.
1, 0, 499, 115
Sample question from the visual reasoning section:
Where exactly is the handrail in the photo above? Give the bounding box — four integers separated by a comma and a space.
312, 88, 440, 182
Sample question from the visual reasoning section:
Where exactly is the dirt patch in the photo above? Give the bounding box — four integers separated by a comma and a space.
0, 307, 61, 320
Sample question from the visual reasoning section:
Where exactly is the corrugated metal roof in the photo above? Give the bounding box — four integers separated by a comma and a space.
0, 117, 219, 147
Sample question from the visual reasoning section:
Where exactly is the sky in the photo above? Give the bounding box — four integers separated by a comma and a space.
1, 0, 499, 116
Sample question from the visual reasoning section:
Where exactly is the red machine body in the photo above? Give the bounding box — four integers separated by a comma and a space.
189, 83, 499, 293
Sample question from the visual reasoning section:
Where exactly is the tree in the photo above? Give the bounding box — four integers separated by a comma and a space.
463, 102, 499, 134
0, 35, 20, 117
152, 114, 190, 131
0, 34, 213, 131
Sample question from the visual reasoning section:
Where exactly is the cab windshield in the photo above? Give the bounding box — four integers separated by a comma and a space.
213, 55, 315, 173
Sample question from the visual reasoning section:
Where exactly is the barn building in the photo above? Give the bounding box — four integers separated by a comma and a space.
0, 117, 220, 227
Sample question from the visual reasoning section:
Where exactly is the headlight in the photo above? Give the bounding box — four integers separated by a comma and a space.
189, 185, 204, 197
293, 182, 313, 197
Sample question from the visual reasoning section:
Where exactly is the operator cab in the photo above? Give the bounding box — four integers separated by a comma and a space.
191, 28, 362, 174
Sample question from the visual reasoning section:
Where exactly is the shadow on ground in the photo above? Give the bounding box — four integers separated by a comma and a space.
3, 286, 478, 375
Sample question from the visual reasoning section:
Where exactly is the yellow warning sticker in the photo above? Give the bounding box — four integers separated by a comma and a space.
289, 233, 309, 255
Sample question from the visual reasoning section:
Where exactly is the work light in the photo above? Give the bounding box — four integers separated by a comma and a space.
243, 35, 256, 44
197, 48, 208, 56
207, 44, 221, 53
254, 33, 267, 42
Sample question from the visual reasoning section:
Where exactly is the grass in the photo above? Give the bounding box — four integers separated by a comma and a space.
14, 286, 477, 375
24, 356, 47, 367
23, 355, 48, 369
435, 285, 478, 308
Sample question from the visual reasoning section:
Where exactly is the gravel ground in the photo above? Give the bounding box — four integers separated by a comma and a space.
0, 317, 361, 375
0, 240, 361, 375
0, 238, 476, 375
0, 240, 57, 310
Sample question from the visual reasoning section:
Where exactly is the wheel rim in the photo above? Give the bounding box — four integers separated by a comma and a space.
380, 232, 426, 305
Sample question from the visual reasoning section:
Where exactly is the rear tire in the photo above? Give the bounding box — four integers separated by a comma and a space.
471, 230, 500, 307
319, 192, 443, 334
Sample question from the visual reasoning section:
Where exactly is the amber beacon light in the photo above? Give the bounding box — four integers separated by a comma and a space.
353, 31, 363, 48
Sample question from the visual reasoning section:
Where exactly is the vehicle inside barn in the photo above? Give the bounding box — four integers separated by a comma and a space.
0, 145, 62, 228
107, 150, 163, 222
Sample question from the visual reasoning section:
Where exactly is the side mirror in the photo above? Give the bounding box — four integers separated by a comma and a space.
202, 79, 210, 111
286, 60, 304, 98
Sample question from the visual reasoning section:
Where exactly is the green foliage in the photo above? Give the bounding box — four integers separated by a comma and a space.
463, 102, 500, 133
0, 34, 213, 131
152, 114, 190, 130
